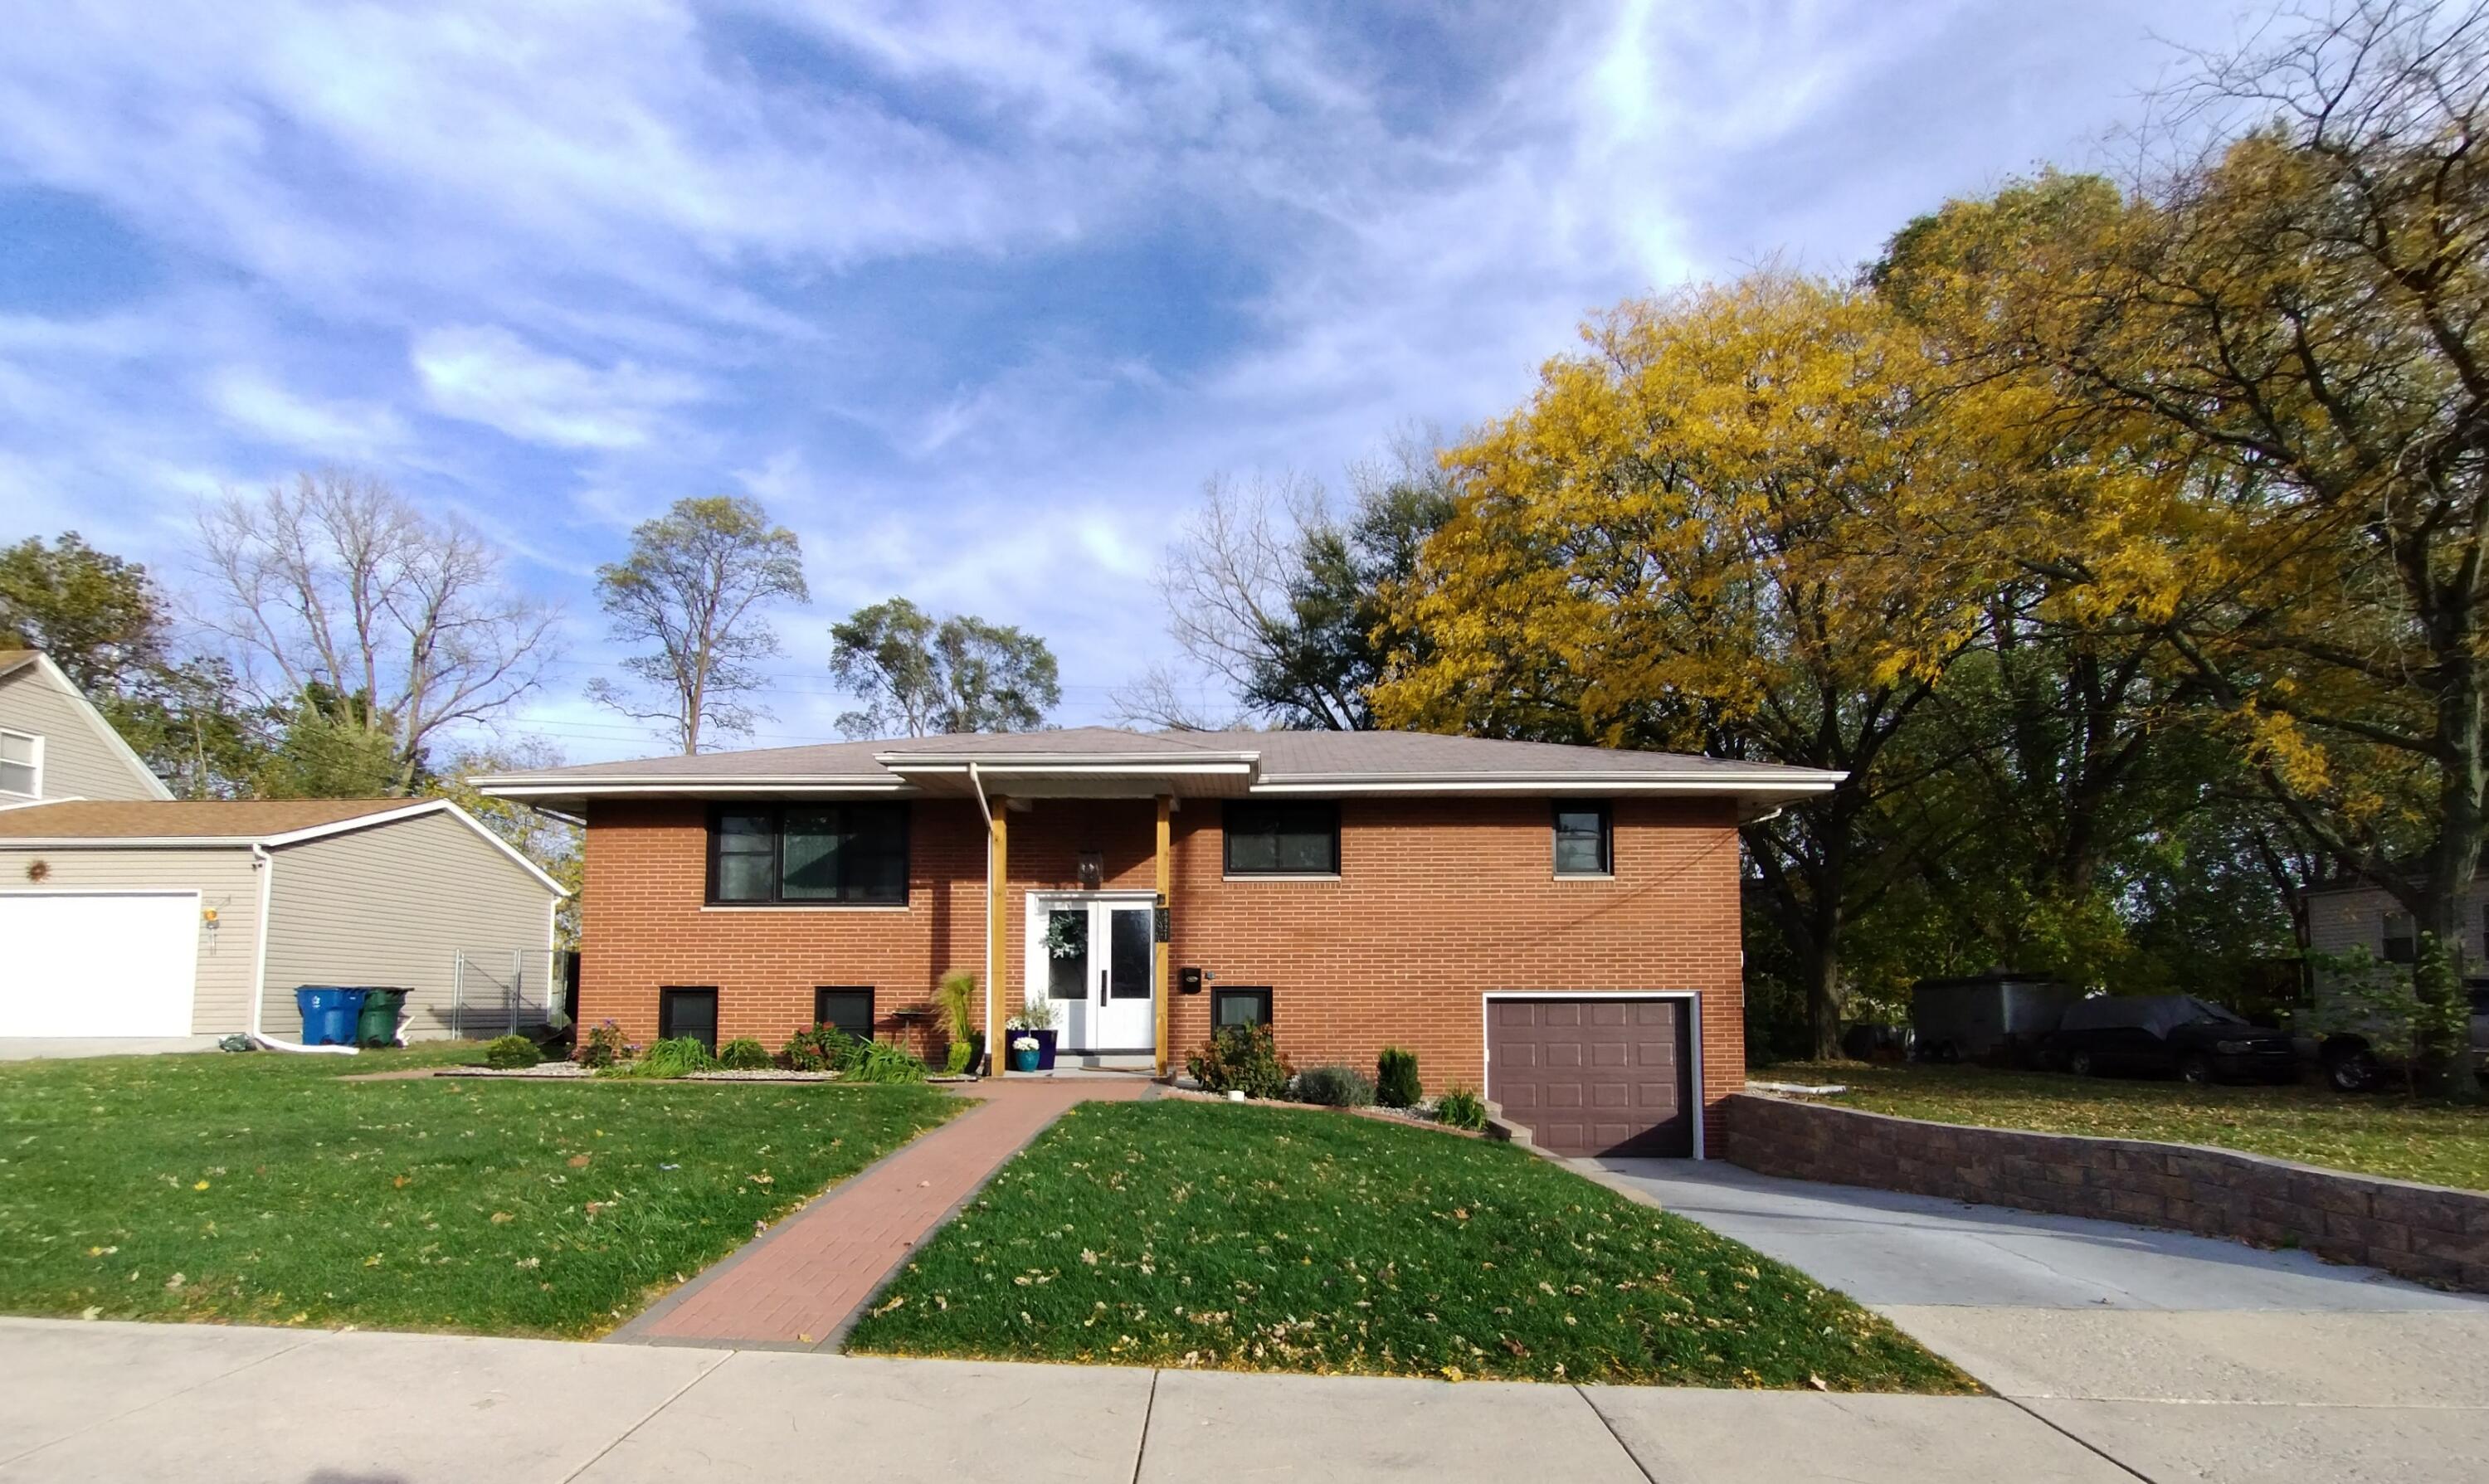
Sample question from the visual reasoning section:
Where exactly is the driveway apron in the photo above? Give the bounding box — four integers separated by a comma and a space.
1601, 1156, 2489, 1484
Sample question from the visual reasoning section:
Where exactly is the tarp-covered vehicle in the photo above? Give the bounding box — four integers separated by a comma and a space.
2048, 995, 2300, 1085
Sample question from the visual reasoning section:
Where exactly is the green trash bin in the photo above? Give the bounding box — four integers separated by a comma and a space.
354, 988, 410, 1048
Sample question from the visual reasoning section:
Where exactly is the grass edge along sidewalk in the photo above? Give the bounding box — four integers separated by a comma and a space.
0, 1045, 962, 1338
845, 1098, 1971, 1392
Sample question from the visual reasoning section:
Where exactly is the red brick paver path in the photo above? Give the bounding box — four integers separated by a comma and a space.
621, 1077, 1151, 1348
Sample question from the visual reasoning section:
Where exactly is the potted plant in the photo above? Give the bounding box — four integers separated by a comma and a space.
1009, 1033, 1041, 1073
1007, 997, 1060, 1070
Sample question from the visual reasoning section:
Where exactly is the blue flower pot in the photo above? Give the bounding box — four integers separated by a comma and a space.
1010, 1044, 1040, 1072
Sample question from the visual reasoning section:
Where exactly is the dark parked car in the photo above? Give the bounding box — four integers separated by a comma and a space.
2048, 995, 2299, 1085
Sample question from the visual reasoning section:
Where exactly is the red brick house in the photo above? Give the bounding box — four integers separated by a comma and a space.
480, 728, 1836, 1156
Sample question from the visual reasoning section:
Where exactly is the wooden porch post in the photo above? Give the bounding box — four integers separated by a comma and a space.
1154, 794, 1172, 1077
987, 796, 1009, 1078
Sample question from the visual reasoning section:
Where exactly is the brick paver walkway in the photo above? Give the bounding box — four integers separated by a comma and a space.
618, 1077, 1152, 1349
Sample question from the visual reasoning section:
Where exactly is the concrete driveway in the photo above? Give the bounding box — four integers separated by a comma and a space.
1601, 1157, 2489, 1484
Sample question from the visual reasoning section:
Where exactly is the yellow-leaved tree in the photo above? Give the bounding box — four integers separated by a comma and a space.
1373, 274, 2001, 1056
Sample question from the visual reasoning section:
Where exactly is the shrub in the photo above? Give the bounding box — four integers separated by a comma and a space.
845, 1038, 931, 1084
482, 1034, 541, 1070
1435, 1087, 1488, 1131
718, 1037, 772, 1071
1008, 997, 1058, 1032
575, 1019, 627, 1069
1293, 1063, 1375, 1107
944, 1039, 973, 1075
1186, 1022, 1293, 1099
781, 1024, 854, 1072
605, 1035, 715, 1080
1376, 1046, 1420, 1108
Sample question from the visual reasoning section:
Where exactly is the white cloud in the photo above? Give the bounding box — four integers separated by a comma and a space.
207, 370, 404, 455
412, 325, 704, 450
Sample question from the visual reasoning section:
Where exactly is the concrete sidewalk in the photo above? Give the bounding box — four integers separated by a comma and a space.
0, 1317, 2129, 1484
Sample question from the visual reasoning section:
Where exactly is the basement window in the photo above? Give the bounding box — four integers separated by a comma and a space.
814, 986, 874, 1039
658, 986, 718, 1053
1213, 985, 1273, 1029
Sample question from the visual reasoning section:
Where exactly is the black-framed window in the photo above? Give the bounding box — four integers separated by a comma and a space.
659, 986, 718, 1053
707, 803, 908, 905
814, 985, 874, 1039
2384, 911, 2417, 965
1223, 800, 1339, 875
1553, 800, 1613, 876
1213, 985, 1272, 1029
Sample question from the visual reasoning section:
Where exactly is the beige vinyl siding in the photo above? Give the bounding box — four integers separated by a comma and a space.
0, 844, 261, 1033
0, 666, 165, 802
262, 810, 558, 1040
2307, 882, 2489, 962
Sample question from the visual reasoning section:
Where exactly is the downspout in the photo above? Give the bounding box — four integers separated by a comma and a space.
247, 843, 274, 1037
969, 762, 997, 1075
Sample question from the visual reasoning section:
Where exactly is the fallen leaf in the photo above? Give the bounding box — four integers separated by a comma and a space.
192, 1180, 210, 1191
489, 1211, 514, 1225
567, 1154, 591, 1168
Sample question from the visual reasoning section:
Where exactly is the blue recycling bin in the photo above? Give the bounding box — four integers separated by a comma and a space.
294, 986, 369, 1046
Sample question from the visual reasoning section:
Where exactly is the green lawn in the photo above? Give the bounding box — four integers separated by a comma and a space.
0, 1044, 958, 1337
845, 1100, 1970, 1391
1767, 1059, 2489, 1191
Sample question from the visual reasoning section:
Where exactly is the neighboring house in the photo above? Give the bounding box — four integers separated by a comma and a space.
480, 728, 1838, 1157
2304, 878, 2489, 968
0, 799, 566, 1044
0, 649, 173, 804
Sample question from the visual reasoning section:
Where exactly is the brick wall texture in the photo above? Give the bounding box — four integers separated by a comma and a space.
578, 794, 1746, 1137
1722, 1092, 2489, 1293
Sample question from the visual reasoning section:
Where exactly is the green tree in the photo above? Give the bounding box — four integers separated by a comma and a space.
1883, 3, 2489, 1092
0, 531, 168, 693
587, 495, 809, 754
828, 597, 1060, 738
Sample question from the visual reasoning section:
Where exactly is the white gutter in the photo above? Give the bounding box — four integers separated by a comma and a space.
248, 844, 274, 1037
969, 762, 997, 1075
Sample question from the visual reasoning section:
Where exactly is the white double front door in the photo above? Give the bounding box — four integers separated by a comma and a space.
1028, 893, 1156, 1053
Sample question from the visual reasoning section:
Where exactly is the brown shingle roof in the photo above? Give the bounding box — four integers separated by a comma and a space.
0, 799, 417, 841
479, 727, 1834, 787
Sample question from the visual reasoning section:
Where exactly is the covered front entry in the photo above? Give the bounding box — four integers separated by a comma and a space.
1027, 893, 1157, 1054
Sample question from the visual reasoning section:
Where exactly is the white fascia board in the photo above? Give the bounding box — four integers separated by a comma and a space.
884, 760, 1255, 778
876, 753, 1259, 772
476, 776, 909, 798
1249, 771, 1845, 796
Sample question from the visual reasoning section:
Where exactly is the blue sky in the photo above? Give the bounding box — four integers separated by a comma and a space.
0, 0, 2244, 761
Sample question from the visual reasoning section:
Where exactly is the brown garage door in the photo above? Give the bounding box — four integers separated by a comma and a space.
1487, 997, 1692, 1157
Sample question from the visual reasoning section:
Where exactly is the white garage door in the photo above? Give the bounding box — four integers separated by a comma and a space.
0, 891, 200, 1036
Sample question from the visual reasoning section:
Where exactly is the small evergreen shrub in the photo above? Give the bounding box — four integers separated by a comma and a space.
944, 1039, 974, 1075
482, 1034, 541, 1070
575, 1019, 626, 1069
1186, 1022, 1293, 1099
845, 1039, 932, 1084
718, 1037, 772, 1070
1293, 1063, 1376, 1107
780, 1024, 853, 1072
1376, 1046, 1420, 1108
1435, 1087, 1488, 1131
